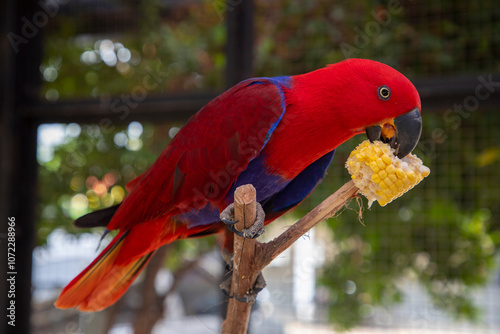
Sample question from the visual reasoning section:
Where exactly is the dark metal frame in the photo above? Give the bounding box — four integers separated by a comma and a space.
1, 1, 43, 334
1, 1, 499, 334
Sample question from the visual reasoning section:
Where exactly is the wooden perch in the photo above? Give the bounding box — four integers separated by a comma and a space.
221, 180, 359, 334
221, 184, 259, 334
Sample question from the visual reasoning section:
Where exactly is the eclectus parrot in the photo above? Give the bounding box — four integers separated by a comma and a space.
55, 58, 422, 311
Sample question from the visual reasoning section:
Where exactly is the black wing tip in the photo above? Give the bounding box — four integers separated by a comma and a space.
73, 204, 121, 229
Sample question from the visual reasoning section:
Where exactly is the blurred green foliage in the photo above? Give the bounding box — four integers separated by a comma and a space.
41, 1, 226, 101
254, 0, 500, 77
38, 0, 500, 330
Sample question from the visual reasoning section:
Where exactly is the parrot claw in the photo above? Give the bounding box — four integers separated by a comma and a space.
221, 248, 234, 271
221, 217, 239, 226
220, 203, 238, 225
220, 202, 266, 239
235, 293, 256, 303
220, 275, 232, 296
220, 272, 267, 303
253, 272, 267, 293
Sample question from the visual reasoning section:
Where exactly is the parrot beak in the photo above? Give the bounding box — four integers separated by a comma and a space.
365, 108, 422, 158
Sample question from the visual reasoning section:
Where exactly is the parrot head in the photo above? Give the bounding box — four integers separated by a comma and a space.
337, 58, 422, 158
293, 58, 422, 158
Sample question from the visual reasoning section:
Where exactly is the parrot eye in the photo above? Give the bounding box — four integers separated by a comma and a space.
378, 85, 391, 100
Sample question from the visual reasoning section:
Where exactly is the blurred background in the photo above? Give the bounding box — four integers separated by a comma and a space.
1, 0, 500, 333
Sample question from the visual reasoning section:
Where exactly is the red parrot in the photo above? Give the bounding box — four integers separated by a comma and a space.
55, 58, 422, 311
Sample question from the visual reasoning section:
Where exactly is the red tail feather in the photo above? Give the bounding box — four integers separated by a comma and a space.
54, 231, 155, 312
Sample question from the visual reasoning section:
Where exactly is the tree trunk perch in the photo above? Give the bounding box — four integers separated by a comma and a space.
221, 180, 359, 334
221, 184, 259, 334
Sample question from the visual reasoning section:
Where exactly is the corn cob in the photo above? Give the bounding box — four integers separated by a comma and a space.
346, 140, 430, 207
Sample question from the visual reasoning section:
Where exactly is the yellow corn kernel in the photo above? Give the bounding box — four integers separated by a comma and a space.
386, 165, 396, 174
376, 158, 386, 169
382, 155, 392, 165
346, 140, 430, 207
396, 168, 406, 179
384, 178, 393, 187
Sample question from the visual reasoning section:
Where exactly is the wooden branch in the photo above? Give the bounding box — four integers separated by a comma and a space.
221, 180, 359, 334
257, 180, 359, 269
221, 184, 259, 334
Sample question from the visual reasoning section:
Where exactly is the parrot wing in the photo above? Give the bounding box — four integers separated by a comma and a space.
108, 78, 289, 232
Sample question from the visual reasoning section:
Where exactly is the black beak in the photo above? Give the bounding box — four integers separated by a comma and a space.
365, 108, 422, 158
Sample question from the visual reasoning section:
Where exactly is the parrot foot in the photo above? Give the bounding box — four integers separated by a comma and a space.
220, 202, 266, 239
253, 271, 267, 294
220, 272, 267, 303
220, 274, 232, 296
221, 248, 234, 271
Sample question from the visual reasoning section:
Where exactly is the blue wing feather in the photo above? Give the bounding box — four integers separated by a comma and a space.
262, 150, 335, 214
